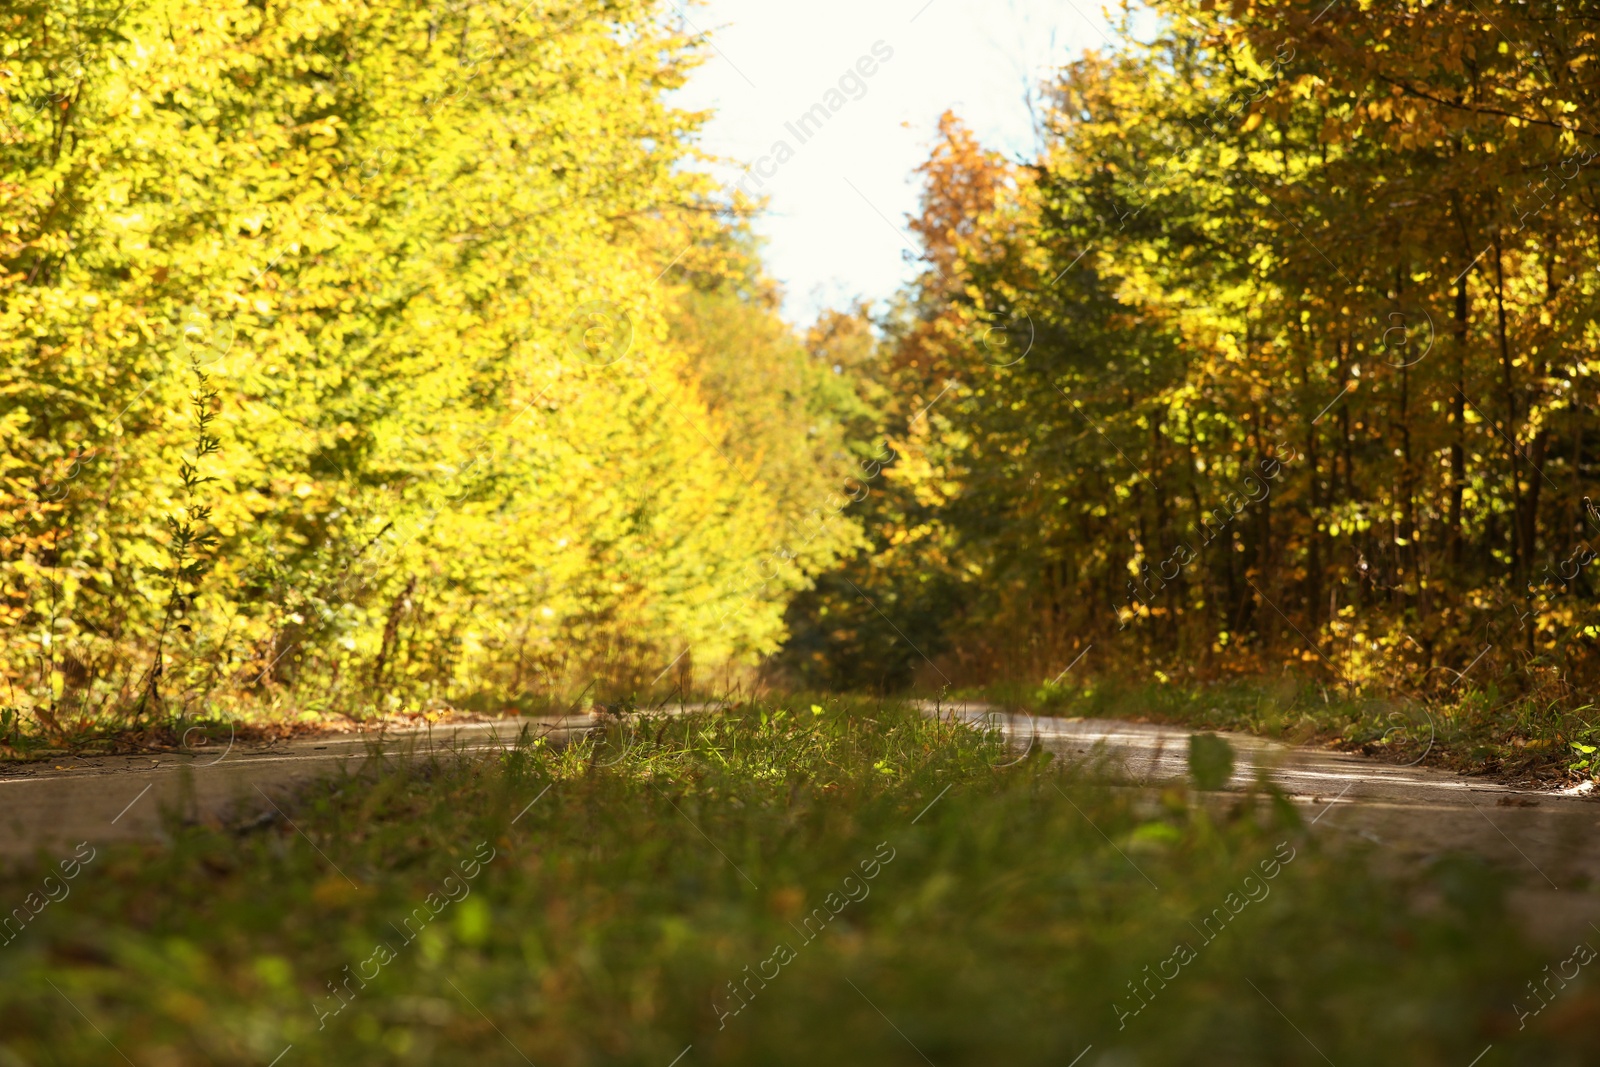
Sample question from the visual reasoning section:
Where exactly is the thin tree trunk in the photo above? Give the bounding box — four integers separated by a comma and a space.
1449, 276, 1467, 567
1492, 235, 1526, 583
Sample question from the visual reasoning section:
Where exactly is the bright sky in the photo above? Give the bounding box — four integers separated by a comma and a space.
672, 0, 1118, 324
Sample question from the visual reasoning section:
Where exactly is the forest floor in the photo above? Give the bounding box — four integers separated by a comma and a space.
1, 701, 1598, 1065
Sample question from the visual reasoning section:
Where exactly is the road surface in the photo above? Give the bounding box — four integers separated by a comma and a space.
0, 716, 588, 859
946, 704, 1600, 945
3, 705, 1596, 942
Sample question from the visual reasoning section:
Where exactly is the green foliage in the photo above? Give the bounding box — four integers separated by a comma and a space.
1188, 733, 1236, 791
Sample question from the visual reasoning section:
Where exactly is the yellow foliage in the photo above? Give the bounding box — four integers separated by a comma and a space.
1, 0, 863, 722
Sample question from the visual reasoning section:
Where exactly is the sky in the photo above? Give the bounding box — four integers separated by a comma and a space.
670, 0, 1119, 324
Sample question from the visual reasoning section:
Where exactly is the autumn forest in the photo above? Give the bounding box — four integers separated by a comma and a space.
4, 0, 1599, 738
5, 4, 1600, 1064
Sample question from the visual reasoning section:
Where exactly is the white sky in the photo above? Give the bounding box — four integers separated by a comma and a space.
671, 0, 1118, 324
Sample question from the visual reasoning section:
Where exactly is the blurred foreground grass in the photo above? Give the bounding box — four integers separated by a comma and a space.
0, 702, 1594, 1065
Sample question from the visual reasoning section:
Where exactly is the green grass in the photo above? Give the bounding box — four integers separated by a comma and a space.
980, 676, 1600, 786
0, 701, 1594, 1065
0, 683, 723, 762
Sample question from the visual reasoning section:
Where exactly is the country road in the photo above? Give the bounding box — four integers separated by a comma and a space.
0, 717, 590, 859
4, 705, 1597, 943
941, 703, 1600, 946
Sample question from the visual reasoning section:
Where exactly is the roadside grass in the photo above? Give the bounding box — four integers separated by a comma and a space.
0, 688, 659, 763
979, 677, 1600, 788
0, 681, 741, 763
0, 701, 1594, 1065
